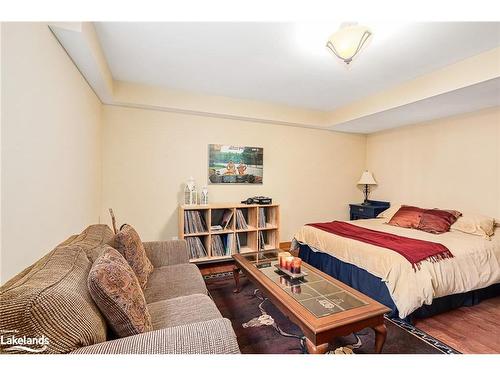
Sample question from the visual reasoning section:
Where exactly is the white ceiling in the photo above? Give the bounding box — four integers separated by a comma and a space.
95, 22, 500, 111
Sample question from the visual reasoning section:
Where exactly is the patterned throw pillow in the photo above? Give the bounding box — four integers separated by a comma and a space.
113, 224, 153, 288
387, 205, 424, 229
88, 246, 153, 338
418, 209, 462, 234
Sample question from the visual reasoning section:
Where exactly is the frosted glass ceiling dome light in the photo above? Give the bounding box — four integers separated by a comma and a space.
326, 23, 372, 65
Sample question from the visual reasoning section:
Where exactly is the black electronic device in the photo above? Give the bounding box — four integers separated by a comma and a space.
241, 196, 272, 205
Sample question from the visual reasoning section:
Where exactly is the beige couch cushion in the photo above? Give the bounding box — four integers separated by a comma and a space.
64, 224, 115, 262
0, 246, 107, 354
147, 294, 222, 329
144, 264, 208, 303
88, 246, 153, 338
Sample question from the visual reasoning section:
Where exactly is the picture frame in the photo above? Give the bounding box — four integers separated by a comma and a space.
208, 144, 263, 184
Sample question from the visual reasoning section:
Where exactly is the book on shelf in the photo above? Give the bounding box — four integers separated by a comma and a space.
210, 225, 223, 231
235, 233, 241, 253
221, 209, 234, 230
184, 210, 207, 234
259, 231, 265, 250
225, 233, 234, 256
186, 237, 207, 259
211, 234, 232, 257
235, 209, 248, 230
259, 207, 266, 228
210, 235, 223, 257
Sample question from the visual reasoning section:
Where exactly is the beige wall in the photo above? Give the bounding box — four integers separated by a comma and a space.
366, 106, 500, 218
101, 105, 366, 242
1, 23, 103, 282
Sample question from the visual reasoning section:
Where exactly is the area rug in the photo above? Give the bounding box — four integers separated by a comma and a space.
204, 272, 460, 354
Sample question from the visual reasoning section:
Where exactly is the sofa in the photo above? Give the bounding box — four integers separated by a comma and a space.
0, 224, 240, 354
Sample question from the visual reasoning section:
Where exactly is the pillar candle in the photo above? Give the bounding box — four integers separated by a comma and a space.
291, 258, 302, 274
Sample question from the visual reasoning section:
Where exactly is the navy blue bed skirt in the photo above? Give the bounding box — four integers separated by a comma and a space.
298, 244, 500, 323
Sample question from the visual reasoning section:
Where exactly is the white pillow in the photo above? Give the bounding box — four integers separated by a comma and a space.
376, 204, 401, 221
450, 213, 495, 239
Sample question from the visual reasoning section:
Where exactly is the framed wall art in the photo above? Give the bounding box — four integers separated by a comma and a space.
208, 144, 263, 184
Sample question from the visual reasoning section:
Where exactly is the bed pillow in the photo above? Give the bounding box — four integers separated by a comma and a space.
387, 205, 424, 229
417, 209, 462, 234
377, 204, 400, 220
450, 214, 495, 239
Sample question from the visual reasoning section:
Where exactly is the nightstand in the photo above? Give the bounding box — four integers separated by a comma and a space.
349, 200, 390, 220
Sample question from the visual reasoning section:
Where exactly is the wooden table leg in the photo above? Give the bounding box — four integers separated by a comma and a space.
233, 266, 241, 293
305, 338, 329, 354
373, 323, 387, 353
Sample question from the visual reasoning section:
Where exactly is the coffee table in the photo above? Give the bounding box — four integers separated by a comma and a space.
232, 250, 391, 354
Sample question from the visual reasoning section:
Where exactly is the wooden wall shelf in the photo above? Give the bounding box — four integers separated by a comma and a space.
179, 203, 280, 264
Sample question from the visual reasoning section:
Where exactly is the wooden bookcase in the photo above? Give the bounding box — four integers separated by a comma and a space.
179, 203, 280, 264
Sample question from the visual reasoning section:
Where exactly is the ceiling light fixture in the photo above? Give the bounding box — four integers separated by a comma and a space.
326, 23, 372, 65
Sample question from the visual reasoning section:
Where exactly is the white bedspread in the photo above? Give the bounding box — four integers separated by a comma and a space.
293, 219, 500, 318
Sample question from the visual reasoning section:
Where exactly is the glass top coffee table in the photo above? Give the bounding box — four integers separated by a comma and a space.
232, 250, 391, 354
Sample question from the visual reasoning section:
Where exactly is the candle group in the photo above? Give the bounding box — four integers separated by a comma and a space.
278, 252, 302, 274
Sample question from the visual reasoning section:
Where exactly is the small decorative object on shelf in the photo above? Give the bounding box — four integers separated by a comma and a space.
200, 186, 209, 205
184, 177, 198, 205
183, 179, 191, 205
241, 196, 272, 205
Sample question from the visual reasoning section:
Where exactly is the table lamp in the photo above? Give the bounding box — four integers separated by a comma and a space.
357, 171, 377, 205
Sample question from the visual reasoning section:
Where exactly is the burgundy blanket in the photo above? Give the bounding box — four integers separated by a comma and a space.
307, 221, 454, 270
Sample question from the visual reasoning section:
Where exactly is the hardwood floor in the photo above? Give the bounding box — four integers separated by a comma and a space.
197, 243, 500, 354
414, 296, 500, 354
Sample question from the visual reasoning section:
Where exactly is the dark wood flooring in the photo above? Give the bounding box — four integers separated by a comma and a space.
413, 296, 500, 354
198, 251, 500, 354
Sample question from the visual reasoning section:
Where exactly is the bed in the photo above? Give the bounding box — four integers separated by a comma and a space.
293, 217, 500, 321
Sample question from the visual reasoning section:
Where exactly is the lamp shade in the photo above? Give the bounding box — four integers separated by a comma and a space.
326, 23, 372, 64
357, 171, 377, 185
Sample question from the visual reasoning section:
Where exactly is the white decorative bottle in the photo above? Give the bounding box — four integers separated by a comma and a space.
189, 177, 198, 205
184, 181, 191, 205
185, 177, 197, 205
200, 186, 209, 205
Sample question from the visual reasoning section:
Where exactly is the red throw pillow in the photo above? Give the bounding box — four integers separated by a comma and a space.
387, 205, 424, 229
418, 209, 462, 234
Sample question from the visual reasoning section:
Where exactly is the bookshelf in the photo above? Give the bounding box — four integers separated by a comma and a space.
179, 203, 280, 264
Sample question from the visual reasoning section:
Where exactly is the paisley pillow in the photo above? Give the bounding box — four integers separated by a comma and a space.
88, 246, 153, 338
113, 224, 153, 288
